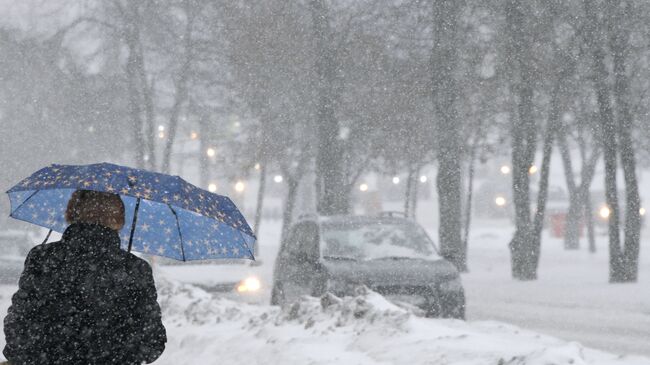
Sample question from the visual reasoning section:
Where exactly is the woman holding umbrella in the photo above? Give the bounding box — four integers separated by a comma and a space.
2, 190, 167, 364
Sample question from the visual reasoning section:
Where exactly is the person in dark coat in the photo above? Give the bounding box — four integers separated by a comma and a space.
2, 190, 167, 365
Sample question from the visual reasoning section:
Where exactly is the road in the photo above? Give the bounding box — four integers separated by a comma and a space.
462, 226, 650, 357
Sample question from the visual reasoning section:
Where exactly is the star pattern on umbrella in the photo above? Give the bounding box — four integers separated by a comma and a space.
8, 163, 256, 261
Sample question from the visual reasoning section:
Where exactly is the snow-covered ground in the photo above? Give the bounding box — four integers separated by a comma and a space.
1, 219, 649, 364
462, 223, 650, 358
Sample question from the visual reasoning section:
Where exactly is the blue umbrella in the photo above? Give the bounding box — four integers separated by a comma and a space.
6, 163, 255, 261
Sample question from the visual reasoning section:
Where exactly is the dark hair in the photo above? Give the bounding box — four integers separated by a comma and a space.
65, 190, 125, 230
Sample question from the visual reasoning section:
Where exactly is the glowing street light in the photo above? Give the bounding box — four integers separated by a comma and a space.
500, 165, 511, 175
234, 181, 245, 193
529, 165, 538, 175
495, 196, 507, 207
599, 205, 611, 219
640, 207, 646, 216
274, 175, 283, 183
392, 176, 400, 185
254, 163, 261, 171
158, 125, 165, 132
208, 183, 217, 193
190, 131, 198, 140
206, 148, 216, 157
158, 131, 165, 139
359, 183, 369, 192
419, 175, 428, 183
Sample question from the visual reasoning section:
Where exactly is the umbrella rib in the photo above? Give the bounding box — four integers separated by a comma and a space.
9, 190, 40, 217
127, 198, 141, 252
167, 204, 186, 262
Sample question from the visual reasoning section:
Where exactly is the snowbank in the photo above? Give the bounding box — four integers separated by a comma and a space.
154, 279, 650, 365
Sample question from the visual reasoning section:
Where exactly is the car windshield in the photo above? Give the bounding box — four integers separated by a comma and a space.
320, 220, 440, 260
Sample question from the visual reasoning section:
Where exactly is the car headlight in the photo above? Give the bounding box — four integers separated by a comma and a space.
236, 277, 261, 293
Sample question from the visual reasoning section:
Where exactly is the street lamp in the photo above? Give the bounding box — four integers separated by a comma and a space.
208, 183, 217, 193
274, 175, 283, 183
359, 183, 369, 192
392, 176, 400, 185
500, 165, 511, 175
529, 165, 538, 175
234, 181, 245, 193
495, 196, 506, 207
419, 175, 428, 183
190, 131, 198, 140
599, 205, 611, 219
206, 148, 216, 157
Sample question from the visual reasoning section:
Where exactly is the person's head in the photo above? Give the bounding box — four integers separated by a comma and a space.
65, 190, 125, 231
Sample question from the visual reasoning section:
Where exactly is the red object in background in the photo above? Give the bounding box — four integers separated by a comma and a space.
549, 213, 583, 238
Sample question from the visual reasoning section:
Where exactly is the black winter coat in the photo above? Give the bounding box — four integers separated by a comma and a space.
2, 223, 167, 365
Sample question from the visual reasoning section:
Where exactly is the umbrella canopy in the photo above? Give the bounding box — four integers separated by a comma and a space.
6, 163, 255, 261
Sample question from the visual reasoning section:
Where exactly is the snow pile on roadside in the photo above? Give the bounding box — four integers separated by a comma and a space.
154, 278, 650, 365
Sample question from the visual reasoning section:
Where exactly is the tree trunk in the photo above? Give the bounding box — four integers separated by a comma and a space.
557, 133, 580, 250
583, 0, 623, 282
561, 137, 600, 250
410, 166, 420, 219
198, 115, 209, 189
530, 80, 561, 275
432, 0, 464, 272
505, 0, 537, 280
162, 0, 193, 174
253, 162, 267, 256
584, 192, 597, 253
461, 130, 480, 273
578, 137, 598, 253
124, 6, 146, 169
311, 0, 347, 216
404, 165, 416, 218
280, 177, 300, 244
609, 0, 640, 282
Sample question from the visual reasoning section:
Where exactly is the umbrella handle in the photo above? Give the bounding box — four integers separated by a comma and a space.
127, 198, 141, 252
41, 229, 52, 245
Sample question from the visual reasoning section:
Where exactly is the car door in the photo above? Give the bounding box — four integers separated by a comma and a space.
271, 221, 327, 305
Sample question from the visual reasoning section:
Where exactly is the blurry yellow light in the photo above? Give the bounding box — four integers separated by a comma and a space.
640, 207, 646, 216
236, 277, 261, 293
392, 176, 400, 185
495, 196, 506, 207
359, 183, 369, 192
206, 148, 216, 157
500, 165, 511, 175
254, 163, 261, 170
190, 131, 198, 140
274, 175, 283, 183
234, 181, 245, 193
529, 165, 538, 175
208, 183, 217, 193
158, 125, 165, 132
419, 175, 428, 183
599, 206, 611, 219
158, 131, 165, 139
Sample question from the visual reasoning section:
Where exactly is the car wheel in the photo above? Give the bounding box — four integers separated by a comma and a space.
422, 290, 442, 318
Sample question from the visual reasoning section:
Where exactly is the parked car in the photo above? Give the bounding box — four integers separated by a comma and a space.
155, 258, 270, 304
271, 215, 465, 319
0, 230, 36, 284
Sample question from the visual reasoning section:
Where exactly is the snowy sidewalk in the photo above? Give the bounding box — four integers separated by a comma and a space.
153, 279, 649, 365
